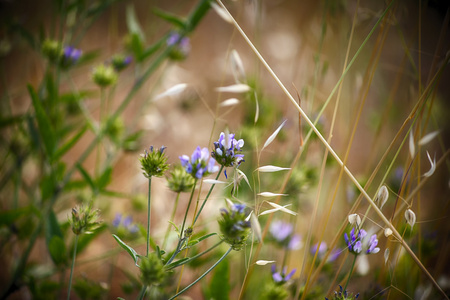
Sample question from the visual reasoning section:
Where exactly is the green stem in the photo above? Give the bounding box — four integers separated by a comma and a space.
146, 177, 152, 257
193, 165, 223, 226
138, 285, 146, 300
67, 234, 79, 300
343, 254, 357, 292
180, 179, 197, 240
163, 192, 181, 249
166, 240, 224, 270
168, 247, 233, 300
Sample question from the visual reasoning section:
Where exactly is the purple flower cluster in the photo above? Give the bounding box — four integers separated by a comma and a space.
344, 228, 380, 255
211, 132, 245, 169
112, 213, 138, 234
180, 146, 219, 179
269, 220, 302, 250
271, 265, 296, 284
62, 46, 82, 67
166, 32, 190, 60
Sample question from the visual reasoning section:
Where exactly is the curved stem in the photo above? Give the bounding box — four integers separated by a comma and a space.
146, 177, 152, 257
169, 247, 233, 300
166, 240, 224, 271
343, 254, 357, 292
67, 235, 79, 300
179, 180, 197, 241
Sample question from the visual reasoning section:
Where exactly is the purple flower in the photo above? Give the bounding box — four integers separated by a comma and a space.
112, 213, 138, 234
269, 220, 302, 250
61, 46, 82, 67
211, 132, 245, 170
366, 234, 380, 254
271, 265, 296, 284
344, 227, 379, 255
311, 242, 341, 262
166, 32, 190, 60
179, 146, 219, 179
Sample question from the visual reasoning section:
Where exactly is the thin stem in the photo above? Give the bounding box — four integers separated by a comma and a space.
193, 165, 224, 226
343, 254, 357, 292
169, 247, 233, 300
146, 177, 152, 257
67, 234, 79, 300
180, 179, 197, 240
166, 240, 224, 271
138, 285, 146, 300
163, 192, 181, 249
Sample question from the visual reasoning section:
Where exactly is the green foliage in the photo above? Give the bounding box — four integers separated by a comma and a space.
205, 257, 230, 300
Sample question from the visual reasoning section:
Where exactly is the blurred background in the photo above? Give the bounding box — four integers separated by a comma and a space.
1, 0, 450, 299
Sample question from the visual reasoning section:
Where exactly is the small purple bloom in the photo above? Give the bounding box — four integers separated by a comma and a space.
62, 46, 82, 66
211, 132, 245, 170
270, 220, 302, 250
271, 265, 296, 284
112, 213, 122, 227
367, 234, 380, 254
179, 146, 219, 179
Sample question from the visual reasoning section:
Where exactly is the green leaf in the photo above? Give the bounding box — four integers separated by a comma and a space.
153, 8, 186, 29
164, 257, 190, 270
207, 256, 230, 300
28, 85, 57, 159
75, 224, 106, 254
45, 209, 63, 242
185, 232, 217, 248
0, 115, 26, 128
126, 5, 145, 42
121, 130, 144, 152
112, 234, 140, 266
0, 206, 32, 226
54, 125, 87, 160
48, 236, 67, 265
76, 163, 96, 191
97, 166, 112, 190
139, 39, 165, 62
186, 0, 212, 31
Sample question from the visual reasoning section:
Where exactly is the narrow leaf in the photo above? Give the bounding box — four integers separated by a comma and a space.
112, 234, 139, 266
54, 125, 87, 160
256, 165, 291, 173
76, 163, 96, 191
236, 169, 251, 190
153, 8, 186, 29
262, 120, 287, 151
154, 83, 187, 101
126, 5, 145, 42
165, 257, 191, 270
28, 85, 56, 158
215, 84, 251, 93
418, 131, 439, 146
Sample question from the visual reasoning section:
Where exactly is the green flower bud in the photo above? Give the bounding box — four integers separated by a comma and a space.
140, 253, 166, 286
69, 204, 101, 235
167, 165, 195, 193
111, 54, 132, 72
42, 39, 62, 63
92, 64, 118, 87
261, 282, 289, 300
218, 203, 251, 251
139, 146, 169, 178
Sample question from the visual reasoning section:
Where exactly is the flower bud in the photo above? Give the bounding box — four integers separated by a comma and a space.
111, 54, 132, 72
218, 203, 251, 251
140, 146, 169, 178
69, 204, 101, 235
139, 253, 166, 286
42, 39, 62, 63
92, 64, 118, 87
167, 165, 195, 193
348, 214, 361, 227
